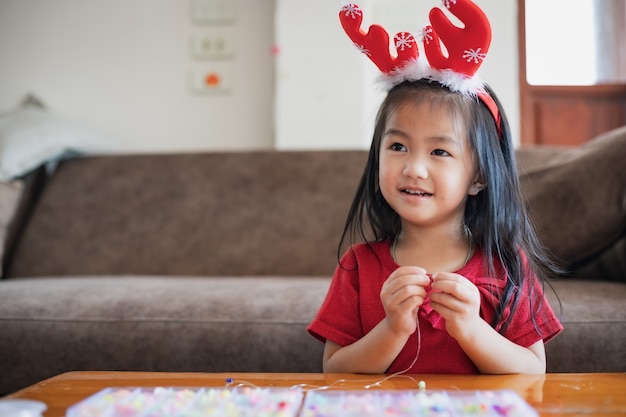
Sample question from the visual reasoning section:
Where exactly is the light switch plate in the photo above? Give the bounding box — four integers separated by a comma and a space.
190, 0, 236, 25
189, 67, 234, 94
190, 33, 236, 60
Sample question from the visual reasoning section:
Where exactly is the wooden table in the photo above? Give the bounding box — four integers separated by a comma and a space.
3, 371, 625, 416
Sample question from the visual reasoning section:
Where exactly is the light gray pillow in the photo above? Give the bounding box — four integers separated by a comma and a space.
0, 99, 117, 181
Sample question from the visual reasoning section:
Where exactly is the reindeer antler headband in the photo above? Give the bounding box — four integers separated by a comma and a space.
340, 0, 501, 133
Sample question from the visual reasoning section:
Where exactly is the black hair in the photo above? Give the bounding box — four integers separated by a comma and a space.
338, 79, 560, 334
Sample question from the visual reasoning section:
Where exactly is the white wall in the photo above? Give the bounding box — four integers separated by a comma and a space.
0, 0, 275, 153
0, 1, 519, 153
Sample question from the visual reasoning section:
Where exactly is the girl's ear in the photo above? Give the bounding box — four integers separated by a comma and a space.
468, 174, 486, 196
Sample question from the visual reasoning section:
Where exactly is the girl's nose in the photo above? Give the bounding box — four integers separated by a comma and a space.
403, 154, 428, 179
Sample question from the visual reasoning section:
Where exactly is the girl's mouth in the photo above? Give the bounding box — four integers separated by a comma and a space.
402, 189, 432, 197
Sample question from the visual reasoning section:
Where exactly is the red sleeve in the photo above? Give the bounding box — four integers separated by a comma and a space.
502, 274, 563, 347
480, 254, 563, 348
307, 247, 364, 346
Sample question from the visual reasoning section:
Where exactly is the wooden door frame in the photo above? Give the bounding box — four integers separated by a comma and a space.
517, 0, 626, 146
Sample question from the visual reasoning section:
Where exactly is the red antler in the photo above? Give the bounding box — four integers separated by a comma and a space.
423, 0, 491, 77
339, 3, 418, 74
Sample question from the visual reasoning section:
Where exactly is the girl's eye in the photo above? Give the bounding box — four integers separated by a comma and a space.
390, 143, 407, 152
432, 149, 450, 157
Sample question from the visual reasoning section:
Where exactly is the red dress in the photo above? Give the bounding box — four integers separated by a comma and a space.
307, 240, 563, 374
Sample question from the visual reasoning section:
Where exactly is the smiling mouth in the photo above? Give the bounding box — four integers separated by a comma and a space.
402, 189, 432, 197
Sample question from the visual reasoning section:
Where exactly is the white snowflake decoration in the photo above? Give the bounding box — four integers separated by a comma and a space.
419, 26, 434, 45
442, 0, 457, 9
354, 43, 371, 56
341, 3, 361, 19
462, 48, 487, 64
394, 32, 415, 51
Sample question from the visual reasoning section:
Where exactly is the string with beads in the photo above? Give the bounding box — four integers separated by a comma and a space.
226, 311, 424, 392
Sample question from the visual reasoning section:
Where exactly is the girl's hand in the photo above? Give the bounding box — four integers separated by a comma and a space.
429, 272, 482, 340
380, 266, 430, 337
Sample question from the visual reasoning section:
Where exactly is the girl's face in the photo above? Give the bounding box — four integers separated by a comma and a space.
378, 100, 483, 230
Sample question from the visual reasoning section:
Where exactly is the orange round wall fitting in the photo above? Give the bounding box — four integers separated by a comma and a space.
205, 73, 220, 87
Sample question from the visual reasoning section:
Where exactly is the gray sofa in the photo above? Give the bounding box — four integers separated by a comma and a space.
1, 128, 625, 396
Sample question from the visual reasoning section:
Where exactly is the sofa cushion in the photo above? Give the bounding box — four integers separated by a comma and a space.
544, 279, 626, 372
0, 276, 623, 394
0, 276, 329, 395
516, 126, 626, 269
569, 235, 626, 282
6, 151, 368, 277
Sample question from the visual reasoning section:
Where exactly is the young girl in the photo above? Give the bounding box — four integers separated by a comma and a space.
307, 1, 562, 375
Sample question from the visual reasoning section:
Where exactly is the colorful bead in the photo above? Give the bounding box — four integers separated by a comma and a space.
66, 387, 537, 417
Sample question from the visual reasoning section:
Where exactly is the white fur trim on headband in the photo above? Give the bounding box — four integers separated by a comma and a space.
376, 57, 487, 97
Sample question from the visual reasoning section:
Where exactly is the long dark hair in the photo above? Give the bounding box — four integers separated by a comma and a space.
338, 79, 560, 334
